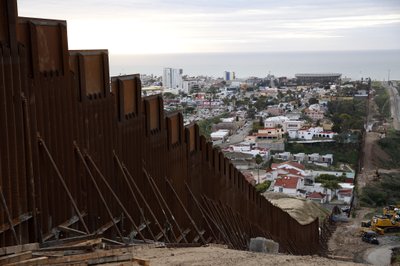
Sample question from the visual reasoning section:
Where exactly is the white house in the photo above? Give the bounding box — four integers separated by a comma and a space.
337, 189, 353, 204
273, 176, 302, 196
210, 130, 229, 142
306, 191, 327, 204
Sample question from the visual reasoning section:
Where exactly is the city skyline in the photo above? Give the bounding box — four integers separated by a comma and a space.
18, 0, 400, 55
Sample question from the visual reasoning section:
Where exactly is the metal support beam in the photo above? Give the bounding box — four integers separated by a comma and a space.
0, 185, 19, 244
120, 161, 171, 243
185, 182, 217, 242
37, 137, 90, 235
112, 151, 159, 242
165, 178, 206, 245
21, 93, 38, 243
73, 143, 124, 242
142, 167, 186, 243
84, 151, 147, 243
200, 196, 231, 247
42, 211, 87, 242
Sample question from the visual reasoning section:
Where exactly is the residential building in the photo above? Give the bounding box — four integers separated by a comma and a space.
273, 152, 334, 166
337, 189, 353, 204
210, 130, 229, 142
304, 104, 325, 121
306, 192, 327, 204
256, 127, 284, 139
289, 127, 337, 140
163, 68, 183, 93
264, 116, 289, 129
284, 120, 304, 132
266, 105, 285, 116
273, 176, 302, 196
224, 71, 236, 81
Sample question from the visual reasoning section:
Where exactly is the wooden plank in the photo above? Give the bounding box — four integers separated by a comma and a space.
128, 222, 148, 240
3, 256, 48, 266
193, 230, 205, 243
0, 243, 39, 256
87, 253, 132, 265
72, 238, 103, 247
176, 228, 191, 243
43, 212, 88, 241
42, 249, 126, 265
101, 262, 140, 266
58, 225, 87, 236
38, 239, 102, 253
95, 217, 121, 235
40, 234, 96, 248
0, 213, 32, 234
101, 238, 125, 246
0, 251, 32, 265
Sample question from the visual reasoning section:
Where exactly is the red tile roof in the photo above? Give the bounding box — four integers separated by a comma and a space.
345, 178, 354, 184
307, 192, 325, 199
338, 189, 353, 196
283, 168, 304, 177
271, 161, 305, 171
287, 161, 305, 170
274, 176, 299, 189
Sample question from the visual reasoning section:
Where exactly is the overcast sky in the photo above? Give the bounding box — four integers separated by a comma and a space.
18, 0, 400, 54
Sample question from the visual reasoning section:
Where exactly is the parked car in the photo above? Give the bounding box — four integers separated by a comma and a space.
361, 231, 379, 245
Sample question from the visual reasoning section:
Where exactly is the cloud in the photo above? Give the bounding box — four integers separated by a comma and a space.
18, 0, 400, 53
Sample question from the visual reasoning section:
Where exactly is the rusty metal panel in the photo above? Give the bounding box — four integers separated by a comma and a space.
83, 53, 104, 96
0, 0, 324, 254
0, 1, 9, 42
35, 25, 62, 72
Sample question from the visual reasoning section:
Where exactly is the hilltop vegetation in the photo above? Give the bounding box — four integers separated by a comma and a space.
373, 83, 391, 119
327, 98, 366, 133
377, 130, 400, 168
360, 173, 400, 207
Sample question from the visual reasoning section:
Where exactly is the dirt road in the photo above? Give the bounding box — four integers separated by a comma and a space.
328, 82, 400, 264
133, 245, 365, 265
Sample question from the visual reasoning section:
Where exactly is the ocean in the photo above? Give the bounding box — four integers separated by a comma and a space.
109, 50, 400, 81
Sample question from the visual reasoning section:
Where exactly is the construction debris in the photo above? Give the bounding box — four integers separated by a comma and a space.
0, 238, 150, 266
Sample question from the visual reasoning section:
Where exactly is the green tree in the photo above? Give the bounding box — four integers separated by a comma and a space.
247, 108, 256, 119
163, 92, 176, 99
255, 180, 271, 193
321, 180, 342, 190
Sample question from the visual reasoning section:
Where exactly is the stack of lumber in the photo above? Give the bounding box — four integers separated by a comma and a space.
0, 238, 151, 266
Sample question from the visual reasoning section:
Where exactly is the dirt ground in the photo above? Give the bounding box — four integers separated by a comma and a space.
133, 245, 365, 266
327, 207, 374, 262
327, 86, 400, 265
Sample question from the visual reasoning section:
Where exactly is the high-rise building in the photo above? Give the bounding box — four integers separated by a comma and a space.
163, 68, 183, 93
224, 71, 236, 81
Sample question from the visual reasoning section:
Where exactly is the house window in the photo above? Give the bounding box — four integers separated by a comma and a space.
279, 187, 283, 192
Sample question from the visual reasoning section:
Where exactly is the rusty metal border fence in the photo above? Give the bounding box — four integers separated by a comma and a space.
0, 0, 321, 254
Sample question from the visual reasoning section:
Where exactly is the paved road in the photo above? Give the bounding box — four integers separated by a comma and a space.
218, 121, 253, 148
364, 236, 400, 266
385, 82, 400, 130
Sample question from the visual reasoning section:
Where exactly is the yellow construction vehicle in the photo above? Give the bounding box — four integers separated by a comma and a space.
361, 205, 400, 235
383, 204, 400, 217
367, 215, 400, 234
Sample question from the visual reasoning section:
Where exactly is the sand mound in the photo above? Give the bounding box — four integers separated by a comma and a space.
263, 192, 330, 225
